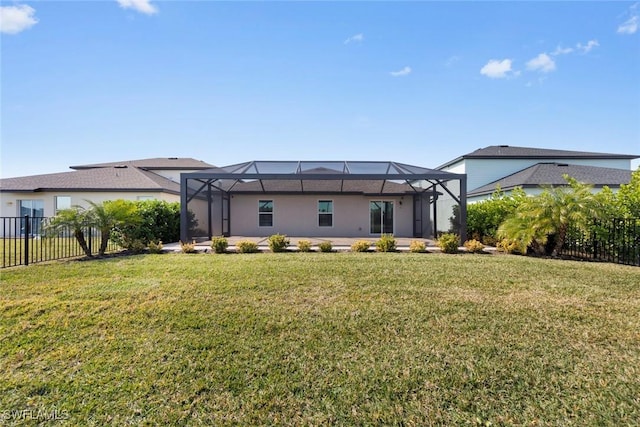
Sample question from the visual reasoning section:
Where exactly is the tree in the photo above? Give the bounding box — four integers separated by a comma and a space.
44, 207, 92, 257
614, 168, 640, 218
86, 200, 140, 256
498, 175, 601, 256
467, 186, 527, 244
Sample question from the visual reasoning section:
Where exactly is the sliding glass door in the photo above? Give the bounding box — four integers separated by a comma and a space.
370, 201, 394, 234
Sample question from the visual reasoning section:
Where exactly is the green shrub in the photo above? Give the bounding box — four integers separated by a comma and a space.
351, 240, 371, 252
268, 234, 290, 253
210, 236, 229, 254
375, 234, 397, 252
180, 241, 197, 254
147, 240, 164, 254
297, 240, 312, 252
437, 233, 459, 254
464, 239, 485, 254
236, 240, 259, 254
409, 240, 427, 253
318, 241, 333, 253
466, 187, 527, 244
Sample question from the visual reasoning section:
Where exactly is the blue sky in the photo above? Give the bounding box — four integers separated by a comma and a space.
1, 1, 639, 178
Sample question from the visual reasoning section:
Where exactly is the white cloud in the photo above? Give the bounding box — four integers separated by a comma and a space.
116, 0, 158, 15
389, 66, 412, 77
344, 33, 364, 45
479, 59, 514, 79
576, 40, 599, 53
445, 55, 461, 67
618, 16, 639, 34
0, 4, 38, 34
617, 3, 639, 34
526, 53, 556, 73
551, 45, 573, 56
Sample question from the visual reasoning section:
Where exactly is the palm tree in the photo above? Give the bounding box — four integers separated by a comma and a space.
44, 207, 92, 257
86, 200, 139, 256
499, 175, 601, 256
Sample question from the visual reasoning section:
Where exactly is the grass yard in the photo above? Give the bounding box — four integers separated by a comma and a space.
1, 253, 639, 425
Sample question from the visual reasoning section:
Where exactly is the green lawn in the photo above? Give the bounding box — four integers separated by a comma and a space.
1, 253, 639, 425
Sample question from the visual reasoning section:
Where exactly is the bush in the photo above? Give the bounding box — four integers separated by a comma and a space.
466, 188, 527, 245
496, 238, 526, 255
211, 236, 229, 254
437, 233, 460, 254
409, 240, 427, 253
236, 240, 259, 254
268, 234, 290, 253
147, 240, 164, 254
375, 234, 397, 252
464, 239, 485, 254
318, 241, 333, 252
180, 241, 197, 254
297, 240, 312, 252
351, 240, 371, 252
127, 239, 147, 254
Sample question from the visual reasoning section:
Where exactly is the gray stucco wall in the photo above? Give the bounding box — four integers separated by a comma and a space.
228, 194, 414, 237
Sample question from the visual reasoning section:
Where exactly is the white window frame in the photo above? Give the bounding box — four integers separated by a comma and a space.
55, 196, 72, 213
318, 200, 333, 228
258, 200, 273, 227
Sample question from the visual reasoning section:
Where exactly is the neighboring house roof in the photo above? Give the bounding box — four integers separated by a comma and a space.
0, 166, 182, 194
70, 157, 214, 171
468, 163, 633, 197
438, 145, 639, 169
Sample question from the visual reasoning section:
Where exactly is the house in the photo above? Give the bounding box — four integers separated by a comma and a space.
467, 163, 634, 199
179, 161, 467, 242
437, 145, 638, 201
0, 158, 214, 235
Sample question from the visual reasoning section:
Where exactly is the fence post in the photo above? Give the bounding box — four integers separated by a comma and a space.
88, 227, 93, 257
24, 214, 30, 266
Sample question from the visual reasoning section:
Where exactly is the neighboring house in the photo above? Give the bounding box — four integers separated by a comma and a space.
0, 158, 214, 236
437, 145, 638, 202
467, 163, 635, 200
180, 160, 467, 241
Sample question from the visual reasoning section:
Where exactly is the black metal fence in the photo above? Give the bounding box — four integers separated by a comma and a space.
562, 218, 640, 267
1, 216, 120, 268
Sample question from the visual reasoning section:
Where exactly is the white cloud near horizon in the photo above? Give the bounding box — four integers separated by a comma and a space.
344, 33, 364, 44
116, 0, 158, 15
390, 66, 412, 77
617, 3, 639, 34
0, 4, 38, 34
526, 53, 556, 73
480, 59, 515, 78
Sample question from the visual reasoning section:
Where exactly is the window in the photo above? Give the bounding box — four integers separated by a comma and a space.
55, 196, 71, 212
318, 200, 333, 227
18, 200, 44, 236
259, 200, 273, 227
19, 200, 44, 217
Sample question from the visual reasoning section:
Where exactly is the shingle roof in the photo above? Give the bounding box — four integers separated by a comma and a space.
229, 179, 414, 194
0, 166, 181, 193
438, 145, 639, 169
70, 157, 214, 170
468, 163, 633, 197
